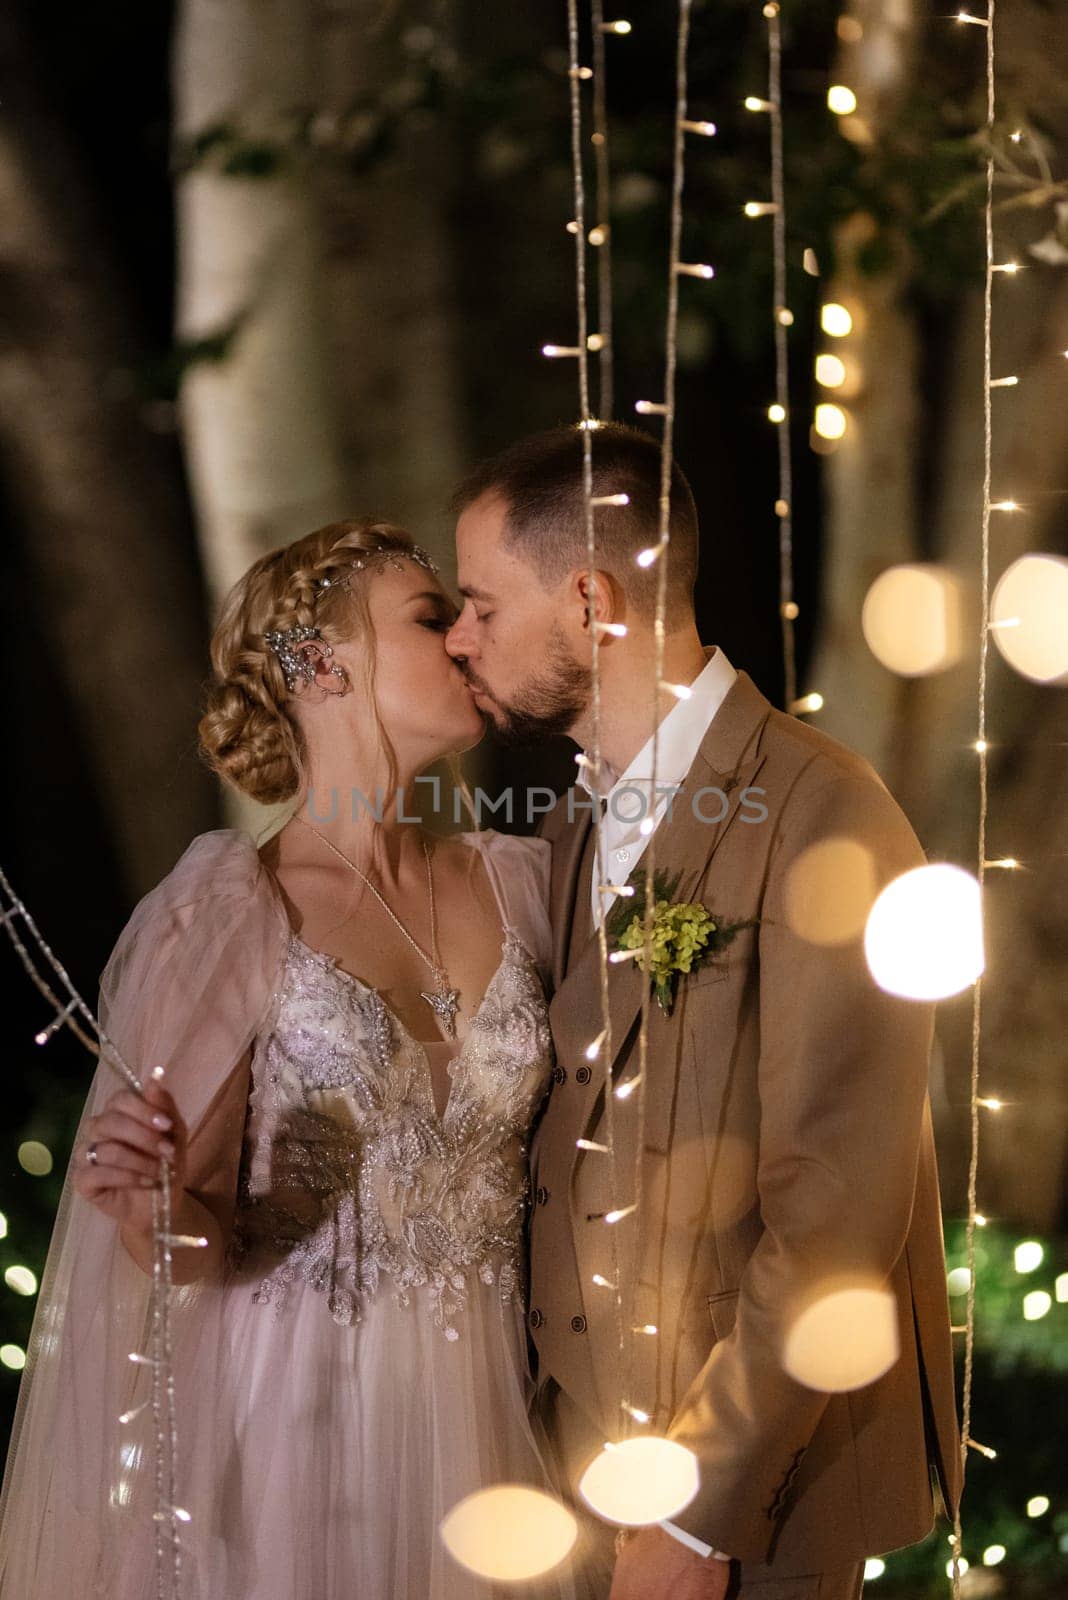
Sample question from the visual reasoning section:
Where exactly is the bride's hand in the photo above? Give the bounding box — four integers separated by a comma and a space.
73, 1075, 188, 1231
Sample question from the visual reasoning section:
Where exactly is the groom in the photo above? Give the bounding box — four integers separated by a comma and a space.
444, 423, 961, 1600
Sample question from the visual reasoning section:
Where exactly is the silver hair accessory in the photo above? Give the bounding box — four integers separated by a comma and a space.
264, 544, 439, 691
315, 542, 439, 592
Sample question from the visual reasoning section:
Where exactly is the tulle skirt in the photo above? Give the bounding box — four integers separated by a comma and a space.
100, 1267, 576, 1600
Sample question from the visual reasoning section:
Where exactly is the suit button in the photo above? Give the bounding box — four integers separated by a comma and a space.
570, 1314, 588, 1334
551, 1065, 567, 1086
575, 1065, 592, 1085
535, 1186, 550, 1206
529, 1308, 544, 1330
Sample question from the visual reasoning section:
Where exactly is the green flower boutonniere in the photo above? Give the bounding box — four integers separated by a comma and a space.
604, 868, 758, 1016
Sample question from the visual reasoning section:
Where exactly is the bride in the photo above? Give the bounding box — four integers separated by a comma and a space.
0, 520, 575, 1599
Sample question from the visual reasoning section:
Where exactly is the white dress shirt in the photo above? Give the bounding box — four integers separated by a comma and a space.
576, 644, 738, 1564
577, 645, 738, 931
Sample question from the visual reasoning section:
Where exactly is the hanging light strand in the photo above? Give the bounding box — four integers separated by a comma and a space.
765, 1, 798, 710
623, 0, 697, 1437
0, 864, 187, 1598
564, 0, 626, 1391
952, 2, 995, 1595
590, 0, 616, 418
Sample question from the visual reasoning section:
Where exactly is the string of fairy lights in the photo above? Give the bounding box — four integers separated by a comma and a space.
0, 864, 194, 1597
952, 1, 996, 1593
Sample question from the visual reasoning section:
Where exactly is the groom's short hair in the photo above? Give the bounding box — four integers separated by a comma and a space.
449, 423, 699, 620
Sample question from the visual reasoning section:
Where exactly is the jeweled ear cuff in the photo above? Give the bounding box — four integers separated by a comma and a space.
264, 543, 439, 690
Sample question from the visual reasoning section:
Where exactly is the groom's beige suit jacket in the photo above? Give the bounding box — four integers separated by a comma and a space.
529, 662, 962, 1571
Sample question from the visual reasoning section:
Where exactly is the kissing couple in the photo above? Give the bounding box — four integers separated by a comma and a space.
0, 423, 961, 1600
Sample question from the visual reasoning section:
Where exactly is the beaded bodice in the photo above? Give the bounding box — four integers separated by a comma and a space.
228, 921, 554, 1339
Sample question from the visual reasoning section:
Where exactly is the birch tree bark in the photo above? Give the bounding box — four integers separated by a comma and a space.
172, 0, 348, 608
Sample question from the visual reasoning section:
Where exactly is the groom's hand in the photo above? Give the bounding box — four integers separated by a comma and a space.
608, 1527, 732, 1600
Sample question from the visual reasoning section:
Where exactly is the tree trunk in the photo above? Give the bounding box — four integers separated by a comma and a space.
0, 12, 217, 900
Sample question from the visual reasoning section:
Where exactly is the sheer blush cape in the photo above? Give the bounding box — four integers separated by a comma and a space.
0, 826, 556, 1597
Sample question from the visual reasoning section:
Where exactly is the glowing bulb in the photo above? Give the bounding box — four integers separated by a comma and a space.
864, 1559, 886, 1580
777, 307, 794, 326
974, 739, 988, 753
585, 1031, 606, 1060
1055, 1273, 1068, 1302
602, 19, 632, 34
592, 1274, 616, 1289
827, 85, 858, 115
745, 96, 773, 112
634, 1324, 658, 1335
639, 817, 655, 837
1014, 1240, 1044, 1274
790, 692, 823, 714
4, 1265, 37, 1297
814, 403, 847, 439
541, 344, 582, 359
992, 261, 1020, 272
440, 1486, 578, 1581
634, 400, 667, 416
595, 621, 628, 638
605, 1205, 636, 1225
983, 1545, 1007, 1566
820, 303, 853, 337
744, 201, 777, 217
680, 120, 717, 137
0, 1345, 26, 1371
1027, 1496, 1050, 1517
767, 403, 787, 423
623, 1404, 651, 1423
579, 1437, 699, 1525
975, 1214, 988, 1227
588, 230, 607, 250
947, 1558, 970, 1578
865, 864, 983, 1000
577, 1139, 610, 1153
676, 262, 715, 280
947, 1268, 972, 1296
1023, 1290, 1052, 1321
615, 1076, 641, 1101
991, 500, 1019, 511
591, 492, 630, 507
663, 681, 694, 701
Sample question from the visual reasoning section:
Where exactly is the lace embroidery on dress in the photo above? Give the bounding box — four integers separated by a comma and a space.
227, 919, 553, 1340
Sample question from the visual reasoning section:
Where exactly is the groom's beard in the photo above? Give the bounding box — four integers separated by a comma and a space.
465, 622, 591, 748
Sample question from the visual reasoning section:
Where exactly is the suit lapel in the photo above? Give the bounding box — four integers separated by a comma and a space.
548, 669, 773, 1095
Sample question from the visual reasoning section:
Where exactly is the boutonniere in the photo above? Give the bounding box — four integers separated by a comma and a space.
604, 868, 758, 1016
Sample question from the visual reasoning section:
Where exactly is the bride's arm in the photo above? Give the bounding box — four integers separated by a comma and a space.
117, 1044, 253, 1284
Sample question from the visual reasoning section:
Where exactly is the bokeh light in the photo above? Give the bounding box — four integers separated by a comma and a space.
820, 303, 853, 337
1022, 1290, 1052, 1321
864, 865, 983, 1000
0, 1345, 26, 1371
439, 1485, 577, 1582
17, 1141, 53, 1177
862, 564, 964, 676
990, 554, 1068, 683
783, 1285, 899, 1392
814, 403, 848, 440
4, 1265, 38, 1297
579, 1436, 700, 1526
783, 838, 877, 946
1014, 1240, 1044, 1274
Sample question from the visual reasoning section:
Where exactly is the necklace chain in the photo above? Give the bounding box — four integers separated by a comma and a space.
294, 818, 460, 1036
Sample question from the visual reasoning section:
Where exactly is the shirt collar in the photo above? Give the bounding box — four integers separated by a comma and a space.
576, 645, 737, 801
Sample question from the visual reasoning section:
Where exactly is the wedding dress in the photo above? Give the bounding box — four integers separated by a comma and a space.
0, 827, 578, 1600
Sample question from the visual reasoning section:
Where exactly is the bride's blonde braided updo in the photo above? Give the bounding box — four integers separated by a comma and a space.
198, 518, 420, 805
